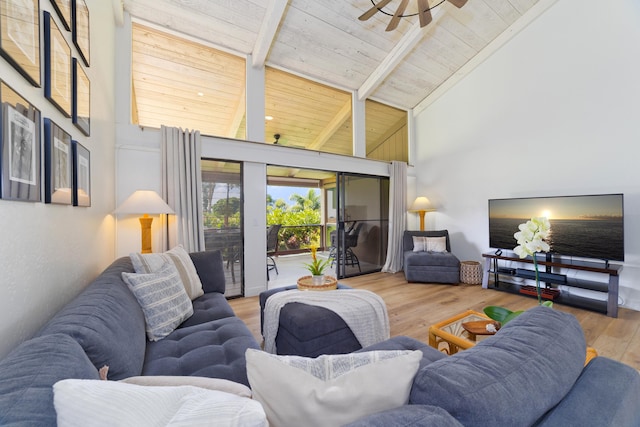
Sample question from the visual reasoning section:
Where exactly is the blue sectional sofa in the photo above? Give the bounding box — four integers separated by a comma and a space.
0, 250, 260, 425
1, 248, 638, 426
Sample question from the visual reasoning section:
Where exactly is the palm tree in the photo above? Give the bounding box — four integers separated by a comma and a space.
290, 189, 320, 212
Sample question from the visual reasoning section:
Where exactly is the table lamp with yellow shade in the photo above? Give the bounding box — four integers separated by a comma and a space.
409, 196, 436, 231
114, 190, 174, 253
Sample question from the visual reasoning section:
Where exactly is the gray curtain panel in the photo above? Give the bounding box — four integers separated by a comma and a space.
161, 125, 205, 252
382, 160, 407, 273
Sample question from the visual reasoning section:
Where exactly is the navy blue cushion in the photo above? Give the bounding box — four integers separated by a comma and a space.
143, 317, 260, 387
410, 306, 586, 427
0, 334, 99, 426
345, 405, 463, 427
36, 257, 146, 380
179, 292, 236, 328
189, 250, 226, 294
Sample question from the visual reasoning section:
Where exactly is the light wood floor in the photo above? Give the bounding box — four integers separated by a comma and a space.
229, 272, 640, 370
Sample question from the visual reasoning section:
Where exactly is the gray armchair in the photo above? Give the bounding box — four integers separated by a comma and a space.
403, 230, 460, 284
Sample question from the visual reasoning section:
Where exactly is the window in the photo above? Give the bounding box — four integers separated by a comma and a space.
131, 23, 246, 139
365, 100, 408, 162
265, 67, 352, 155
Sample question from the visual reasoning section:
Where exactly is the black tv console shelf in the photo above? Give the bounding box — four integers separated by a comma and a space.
482, 252, 622, 317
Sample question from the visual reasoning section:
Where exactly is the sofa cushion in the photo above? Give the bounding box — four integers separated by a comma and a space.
179, 292, 236, 328
404, 251, 460, 267
344, 405, 464, 427
143, 317, 260, 387
53, 379, 267, 427
189, 250, 226, 294
410, 306, 586, 427
36, 257, 147, 380
130, 245, 204, 300
122, 261, 194, 341
535, 357, 640, 427
0, 334, 100, 426
246, 349, 422, 427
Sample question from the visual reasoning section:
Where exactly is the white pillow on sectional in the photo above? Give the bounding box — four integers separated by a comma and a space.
122, 262, 193, 341
54, 379, 267, 427
246, 348, 422, 427
130, 244, 204, 300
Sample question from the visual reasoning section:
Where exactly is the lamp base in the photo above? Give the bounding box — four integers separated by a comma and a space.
418, 211, 426, 231
139, 215, 154, 253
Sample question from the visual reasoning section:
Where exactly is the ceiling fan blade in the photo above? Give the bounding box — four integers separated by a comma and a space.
447, 0, 468, 8
386, 0, 410, 31
358, 0, 394, 21
417, 0, 433, 27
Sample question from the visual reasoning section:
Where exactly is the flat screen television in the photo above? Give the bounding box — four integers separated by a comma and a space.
488, 194, 624, 262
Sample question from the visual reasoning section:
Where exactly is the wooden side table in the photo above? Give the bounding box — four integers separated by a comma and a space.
428, 310, 491, 355
429, 309, 599, 365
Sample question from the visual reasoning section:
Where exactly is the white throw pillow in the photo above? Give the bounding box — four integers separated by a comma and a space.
120, 376, 252, 398
246, 348, 422, 427
426, 236, 447, 252
53, 379, 267, 427
122, 262, 193, 341
412, 236, 448, 252
130, 245, 204, 300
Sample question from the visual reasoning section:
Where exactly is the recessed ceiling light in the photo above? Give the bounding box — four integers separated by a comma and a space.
265, 115, 274, 121
197, 92, 204, 97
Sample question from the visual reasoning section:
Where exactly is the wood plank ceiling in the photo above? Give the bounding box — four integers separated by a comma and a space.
123, 0, 541, 161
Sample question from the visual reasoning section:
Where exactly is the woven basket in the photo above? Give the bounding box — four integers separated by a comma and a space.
460, 261, 482, 285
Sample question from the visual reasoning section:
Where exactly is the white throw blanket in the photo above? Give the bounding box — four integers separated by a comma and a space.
263, 289, 390, 354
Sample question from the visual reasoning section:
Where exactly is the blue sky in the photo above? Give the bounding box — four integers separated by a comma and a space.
267, 186, 320, 206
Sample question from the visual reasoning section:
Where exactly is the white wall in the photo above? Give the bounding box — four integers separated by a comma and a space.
0, 0, 117, 358
413, 0, 640, 310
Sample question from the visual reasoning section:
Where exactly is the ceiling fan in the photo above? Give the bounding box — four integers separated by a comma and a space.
359, 0, 468, 32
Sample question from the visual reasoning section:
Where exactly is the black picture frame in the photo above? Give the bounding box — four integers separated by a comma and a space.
72, 0, 89, 67
0, 81, 41, 202
0, 0, 41, 87
72, 57, 90, 136
44, 118, 72, 205
72, 140, 90, 206
44, 11, 71, 117
50, 0, 72, 31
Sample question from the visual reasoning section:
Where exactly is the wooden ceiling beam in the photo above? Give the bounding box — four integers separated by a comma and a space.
357, 7, 446, 101
226, 85, 246, 138
252, 0, 289, 68
307, 99, 352, 151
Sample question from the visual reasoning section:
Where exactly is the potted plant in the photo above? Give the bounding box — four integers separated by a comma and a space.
304, 247, 331, 285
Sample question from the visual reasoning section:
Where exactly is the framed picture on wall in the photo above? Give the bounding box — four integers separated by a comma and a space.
72, 140, 90, 206
44, 118, 72, 205
51, 0, 72, 31
44, 11, 72, 117
72, 58, 90, 136
0, 81, 41, 202
72, 0, 90, 67
0, 0, 41, 87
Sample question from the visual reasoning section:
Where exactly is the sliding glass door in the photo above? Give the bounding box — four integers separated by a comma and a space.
333, 173, 389, 279
201, 159, 243, 297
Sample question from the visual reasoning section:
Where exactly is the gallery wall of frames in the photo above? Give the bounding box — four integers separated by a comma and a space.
0, 0, 91, 206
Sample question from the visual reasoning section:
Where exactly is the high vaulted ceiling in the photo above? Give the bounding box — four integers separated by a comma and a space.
124, 0, 553, 160
123, 0, 541, 110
